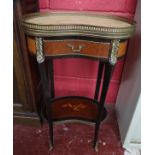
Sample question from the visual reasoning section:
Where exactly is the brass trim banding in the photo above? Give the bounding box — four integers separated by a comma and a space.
22, 12, 136, 39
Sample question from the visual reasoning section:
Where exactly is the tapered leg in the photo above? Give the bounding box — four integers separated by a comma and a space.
36, 37, 54, 149
36, 94, 44, 126
94, 61, 104, 100
47, 60, 55, 150
48, 60, 55, 98
38, 62, 54, 149
93, 62, 114, 149
47, 104, 54, 150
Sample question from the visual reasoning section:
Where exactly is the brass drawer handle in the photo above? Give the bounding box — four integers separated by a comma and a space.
67, 44, 85, 53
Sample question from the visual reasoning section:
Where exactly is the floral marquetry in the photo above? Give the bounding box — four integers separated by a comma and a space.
62, 103, 87, 112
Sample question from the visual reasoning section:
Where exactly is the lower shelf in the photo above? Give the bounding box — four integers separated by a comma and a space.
48, 96, 107, 123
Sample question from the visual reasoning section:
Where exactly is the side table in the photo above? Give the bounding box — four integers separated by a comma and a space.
21, 12, 136, 151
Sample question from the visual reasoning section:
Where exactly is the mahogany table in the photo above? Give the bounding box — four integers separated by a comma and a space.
21, 12, 136, 151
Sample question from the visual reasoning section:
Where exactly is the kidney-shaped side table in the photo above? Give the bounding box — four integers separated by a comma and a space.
21, 12, 136, 151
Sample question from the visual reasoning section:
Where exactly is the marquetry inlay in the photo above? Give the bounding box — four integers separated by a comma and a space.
62, 103, 87, 112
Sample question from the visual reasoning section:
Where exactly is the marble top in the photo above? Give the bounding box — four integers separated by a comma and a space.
22, 12, 136, 39
25, 12, 131, 28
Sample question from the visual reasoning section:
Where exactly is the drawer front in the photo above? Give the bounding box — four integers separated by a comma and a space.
44, 40, 110, 58
27, 37, 127, 59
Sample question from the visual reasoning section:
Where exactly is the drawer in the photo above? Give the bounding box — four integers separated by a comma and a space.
44, 40, 110, 58
27, 37, 127, 59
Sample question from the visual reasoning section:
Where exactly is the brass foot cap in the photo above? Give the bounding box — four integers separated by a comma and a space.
95, 143, 99, 152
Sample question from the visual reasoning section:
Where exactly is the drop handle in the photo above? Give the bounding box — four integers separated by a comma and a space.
67, 44, 85, 53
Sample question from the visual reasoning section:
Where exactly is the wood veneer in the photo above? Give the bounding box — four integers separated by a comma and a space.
48, 97, 107, 122
27, 37, 128, 59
